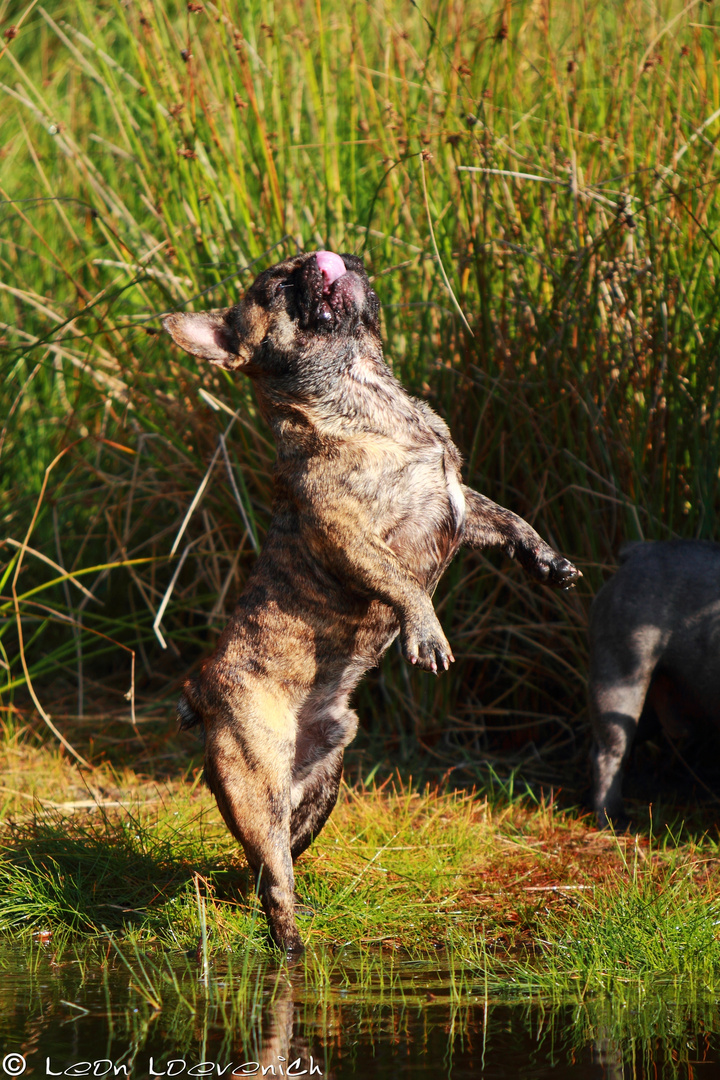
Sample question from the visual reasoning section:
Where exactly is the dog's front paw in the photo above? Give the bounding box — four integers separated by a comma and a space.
401, 614, 455, 674
521, 546, 581, 590
546, 555, 582, 589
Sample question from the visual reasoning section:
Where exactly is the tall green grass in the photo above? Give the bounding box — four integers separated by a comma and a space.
1, 0, 719, 779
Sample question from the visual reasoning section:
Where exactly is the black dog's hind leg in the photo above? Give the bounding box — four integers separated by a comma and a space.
462, 486, 580, 588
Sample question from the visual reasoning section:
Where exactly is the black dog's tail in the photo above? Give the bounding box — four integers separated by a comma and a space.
177, 677, 204, 731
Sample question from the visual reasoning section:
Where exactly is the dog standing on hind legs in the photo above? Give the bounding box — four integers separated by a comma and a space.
164, 250, 580, 954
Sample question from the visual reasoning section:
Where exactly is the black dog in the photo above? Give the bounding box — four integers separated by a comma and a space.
590, 540, 720, 825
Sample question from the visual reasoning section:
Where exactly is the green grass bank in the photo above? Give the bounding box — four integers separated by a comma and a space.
2, 728, 720, 997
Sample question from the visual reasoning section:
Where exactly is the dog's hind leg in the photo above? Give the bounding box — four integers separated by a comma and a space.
204, 726, 303, 955
290, 748, 344, 860
290, 686, 359, 859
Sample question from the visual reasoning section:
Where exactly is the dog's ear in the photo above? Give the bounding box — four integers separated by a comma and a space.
163, 309, 248, 369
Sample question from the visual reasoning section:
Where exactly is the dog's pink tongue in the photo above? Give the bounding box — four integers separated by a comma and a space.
315, 250, 346, 292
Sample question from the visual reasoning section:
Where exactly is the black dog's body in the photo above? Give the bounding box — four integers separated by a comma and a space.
165, 251, 580, 951
590, 540, 720, 825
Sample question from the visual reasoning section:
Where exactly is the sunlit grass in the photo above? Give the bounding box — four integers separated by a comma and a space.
1, 723, 720, 1001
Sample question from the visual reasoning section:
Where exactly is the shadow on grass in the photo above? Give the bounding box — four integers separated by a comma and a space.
0, 807, 254, 937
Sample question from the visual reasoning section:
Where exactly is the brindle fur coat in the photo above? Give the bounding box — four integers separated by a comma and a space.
164, 251, 579, 953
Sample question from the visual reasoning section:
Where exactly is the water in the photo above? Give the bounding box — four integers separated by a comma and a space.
2, 941, 720, 1079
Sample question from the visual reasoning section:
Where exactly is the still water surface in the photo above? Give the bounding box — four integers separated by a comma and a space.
1, 942, 719, 1079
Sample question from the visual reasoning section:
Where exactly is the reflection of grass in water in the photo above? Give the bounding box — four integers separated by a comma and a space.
2, 937, 720, 1076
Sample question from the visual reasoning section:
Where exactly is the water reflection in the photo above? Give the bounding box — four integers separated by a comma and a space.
0, 941, 719, 1078
592, 1037, 624, 1080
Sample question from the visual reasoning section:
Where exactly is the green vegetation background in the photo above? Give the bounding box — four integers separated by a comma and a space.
2, 0, 720, 782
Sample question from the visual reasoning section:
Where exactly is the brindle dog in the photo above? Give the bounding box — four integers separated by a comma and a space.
164, 250, 580, 953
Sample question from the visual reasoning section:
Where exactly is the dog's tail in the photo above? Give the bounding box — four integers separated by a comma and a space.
177, 677, 204, 731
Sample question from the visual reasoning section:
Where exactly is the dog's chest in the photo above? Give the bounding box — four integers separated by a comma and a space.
341, 424, 466, 580
286, 379, 466, 578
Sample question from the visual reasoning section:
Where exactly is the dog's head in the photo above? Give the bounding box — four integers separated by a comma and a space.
163, 251, 381, 378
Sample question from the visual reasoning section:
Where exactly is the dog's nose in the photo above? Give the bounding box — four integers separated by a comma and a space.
331, 272, 367, 312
